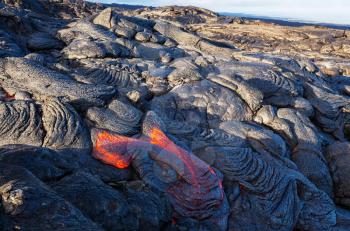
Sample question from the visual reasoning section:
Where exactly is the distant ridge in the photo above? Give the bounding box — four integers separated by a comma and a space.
221, 12, 350, 30
88, 1, 350, 30
98, 2, 147, 10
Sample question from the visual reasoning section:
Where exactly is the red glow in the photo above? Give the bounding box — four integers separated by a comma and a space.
93, 131, 134, 169
209, 167, 215, 174
92, 128, 226, 224
93, 128, 223, 192
239, 183, 246, 190
149, 128, 223, 195
2, 90, 15, 100
149, 128, 200, 186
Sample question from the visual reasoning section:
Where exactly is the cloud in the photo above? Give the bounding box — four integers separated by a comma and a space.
91, 0, 350, 24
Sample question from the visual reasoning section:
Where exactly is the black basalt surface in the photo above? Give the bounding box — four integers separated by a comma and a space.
0, 1, 350, 230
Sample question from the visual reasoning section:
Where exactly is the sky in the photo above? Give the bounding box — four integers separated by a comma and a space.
91, 0, 350, 25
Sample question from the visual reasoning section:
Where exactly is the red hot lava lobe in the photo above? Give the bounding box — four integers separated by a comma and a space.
1, 88, 15, 101
93, 131, 133, 169
92, 128, 229, 230
149, 128, 224, 196
149, 128, 201, 186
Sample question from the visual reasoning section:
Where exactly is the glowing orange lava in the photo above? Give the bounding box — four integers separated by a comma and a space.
93, 128, 222, 193
93, 128, 226, 227
94, 131, 134, 169
149, 128, 199, 186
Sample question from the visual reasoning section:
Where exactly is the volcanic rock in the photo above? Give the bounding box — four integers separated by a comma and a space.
0, 57, 116, 108
0, 1, 349, 230
0, 145, 75, 182
52, 170, 137, 231
27, 32, 64, 50
326, 142, 350, 208
41, 98, 91, 156
121, 180, 173, 230
0, 100, 43, 146
204, 146, 336, 231
0, 29, 23, 57
151, 80, 253, 128
0, 164, 101, 230
86, 99, 143, 135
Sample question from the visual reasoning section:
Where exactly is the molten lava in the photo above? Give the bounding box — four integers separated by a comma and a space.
149, 128, 200, 186
92, 128, 229, 230
93, 128, 223, 191
93, 131, 133, 169
1, 88, 15, 101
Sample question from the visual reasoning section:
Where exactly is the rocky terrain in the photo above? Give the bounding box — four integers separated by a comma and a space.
0, 0, 350, 230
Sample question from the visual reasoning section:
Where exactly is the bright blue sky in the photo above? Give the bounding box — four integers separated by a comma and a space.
91, 0, 350, 25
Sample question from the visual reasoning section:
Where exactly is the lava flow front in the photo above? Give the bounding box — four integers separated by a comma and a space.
92, 128, 229, 230
94, 131, 133, 169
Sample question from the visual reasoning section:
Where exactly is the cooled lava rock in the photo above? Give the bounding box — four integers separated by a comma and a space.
0, 1, 349, 230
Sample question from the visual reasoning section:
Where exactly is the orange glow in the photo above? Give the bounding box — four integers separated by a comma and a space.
3, 90, 15, 100
149, 128, 199, 186
93, 128, 226, 225
93, 128, 223, 197
93, 131, 134, 169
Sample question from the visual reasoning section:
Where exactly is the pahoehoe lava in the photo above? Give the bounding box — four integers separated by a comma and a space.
0, 0, 349, 230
